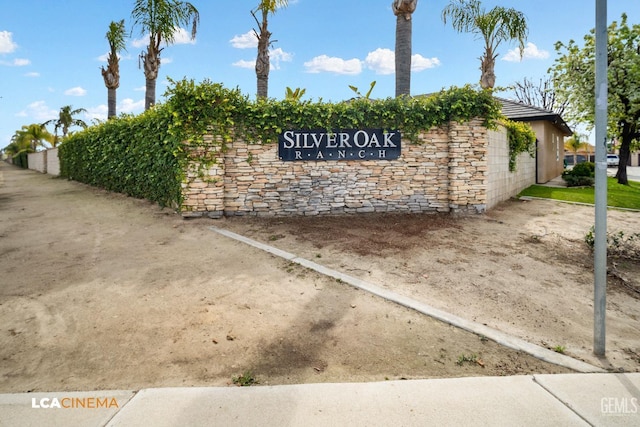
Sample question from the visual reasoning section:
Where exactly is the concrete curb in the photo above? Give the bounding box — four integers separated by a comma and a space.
210, 227, 604, 374
3, 374, 639, 426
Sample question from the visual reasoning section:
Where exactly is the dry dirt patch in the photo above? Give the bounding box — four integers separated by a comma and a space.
222, 199, 640, 373
1, 162, 637, 393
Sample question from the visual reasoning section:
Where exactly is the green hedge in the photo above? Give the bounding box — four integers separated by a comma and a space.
12, 152, 29, 168
59, 79, 515, 209
59, 107, 181, 208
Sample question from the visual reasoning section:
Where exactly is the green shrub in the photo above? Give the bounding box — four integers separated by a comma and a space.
570, 162, 595, 177
562, 162, 595, 187
59, 107, 182, 208
585, 226, 640, 260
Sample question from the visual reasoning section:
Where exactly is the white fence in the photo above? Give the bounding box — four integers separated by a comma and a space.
27, 148, 59, 176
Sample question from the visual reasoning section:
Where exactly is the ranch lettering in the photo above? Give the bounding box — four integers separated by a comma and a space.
278, 129, 401, 161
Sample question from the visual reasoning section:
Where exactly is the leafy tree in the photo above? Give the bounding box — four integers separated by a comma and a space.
101, 20, 127, 119
510, 76, 568, 116
442, 0, 528, 89
252, 0, 288, 99
43, 106, 88, 145
131, 0, 199, 110
550, 14, 640, 184
393, 0, 418, 97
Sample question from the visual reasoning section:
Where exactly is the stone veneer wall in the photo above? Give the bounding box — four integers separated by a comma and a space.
182, 118, 497, 218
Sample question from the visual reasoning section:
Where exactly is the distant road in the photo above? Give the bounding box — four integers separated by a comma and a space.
607, 166, 640, 182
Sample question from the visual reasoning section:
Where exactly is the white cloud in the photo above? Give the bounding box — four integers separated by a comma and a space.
0, 30, 17, 53
232, 59, 255, 69
304, 55, 362, 75
25, 71, 39, 77
64, 86, 87, 96
365, 48, 395, 75
365, 49, 441, 75
16, 101, 57, 122
0, 58, 30, 66
270, 48, 293, 70
131, 36, 148, 49
120, 98, 145, 113
97, 52, 129, 62
85, 105, 108, 121
86, 98, 145, 121
412, 54, 441, 71
232, 48, 293, 70
230, 31, 257, 49
131, 27, 195, 49
134, 85, 146, 92
502, 42, 549, 62
171, 27, 196, 45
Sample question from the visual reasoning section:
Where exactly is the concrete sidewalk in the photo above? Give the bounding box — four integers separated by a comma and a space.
1, 373, 639, 426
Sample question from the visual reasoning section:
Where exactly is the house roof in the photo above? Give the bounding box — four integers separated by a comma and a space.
497, 97, 573, 136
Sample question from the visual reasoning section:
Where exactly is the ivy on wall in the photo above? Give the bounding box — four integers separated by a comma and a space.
59, 78, 530, 208
501, 119, 537, 171
163, 78, 504, 147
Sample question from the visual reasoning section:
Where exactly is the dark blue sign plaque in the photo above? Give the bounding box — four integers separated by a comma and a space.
278, 129, 401, 161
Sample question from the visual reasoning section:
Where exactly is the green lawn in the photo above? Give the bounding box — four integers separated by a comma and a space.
519, 178, 640, 210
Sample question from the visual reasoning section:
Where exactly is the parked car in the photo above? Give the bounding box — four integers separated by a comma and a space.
607, 154, 620, 167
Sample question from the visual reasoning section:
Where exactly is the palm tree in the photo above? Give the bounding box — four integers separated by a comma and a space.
442, 0, 528, 89
252, 0, 288, 99
101, 20, 127, 119
285, 87, 306, 102
43, 106, 88, 145
131, 0, 199, 110
564, 134, 591, 165
393, 0, 418, 97
12, 124, 55, 152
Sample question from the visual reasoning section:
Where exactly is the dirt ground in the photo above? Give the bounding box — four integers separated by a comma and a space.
1, 162, 638, 393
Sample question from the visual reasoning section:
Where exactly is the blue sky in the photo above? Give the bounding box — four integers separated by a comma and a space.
1, 0, 639, 148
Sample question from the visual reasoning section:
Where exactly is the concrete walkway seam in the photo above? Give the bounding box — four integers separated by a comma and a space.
210, 227, 604, 374
531, 375, 593, 426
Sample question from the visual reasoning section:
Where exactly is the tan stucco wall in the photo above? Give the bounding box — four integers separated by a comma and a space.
530, 121, 565, 183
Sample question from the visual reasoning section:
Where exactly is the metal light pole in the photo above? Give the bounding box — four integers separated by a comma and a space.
593, 0, 608, 356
